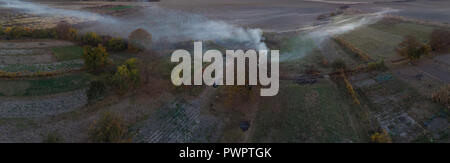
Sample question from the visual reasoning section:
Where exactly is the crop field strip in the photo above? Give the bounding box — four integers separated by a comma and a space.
0, 88, 87, 118
250, 80, 369, 143
0, 38, 89, 118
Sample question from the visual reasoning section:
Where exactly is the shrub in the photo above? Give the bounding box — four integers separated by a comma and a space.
429, 29, 450, 52
124, 58, 140, 84
332, 59, 347, 71
396, 36, 431, 62
106, 38, 127, 52
88, 112, 132, 143
432, 84, 450, 110
370, 130, 392, 143
83, 45, 109, 71
4, 26, 30, 39
80, 32, 101, 46
128, 28, 152, 52
42, 131, 64, 143
113, 58, 140, 92
68, 28, 78, 41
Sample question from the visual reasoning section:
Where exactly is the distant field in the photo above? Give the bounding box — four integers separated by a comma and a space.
51, 46, 84, 61
336, 21, 436, 61
0, 73, 91, 96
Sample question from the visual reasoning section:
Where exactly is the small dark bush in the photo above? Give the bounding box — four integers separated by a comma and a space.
106, 38, 127, 52
88, 112, 132, 143
87, 80, 107, 102
397, 36, 431, 61
42, 131, 64, 143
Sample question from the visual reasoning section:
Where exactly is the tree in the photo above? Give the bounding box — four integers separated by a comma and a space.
80, 32, 101, 46
106, 38, 127, 52
429, 29, 450, 52
128, 28, 152, 52
396, 36, 431, 62
113, 58, 140, 92
88, 112, 132, 143
55, 22, 75, 40
83, 45, 109, 71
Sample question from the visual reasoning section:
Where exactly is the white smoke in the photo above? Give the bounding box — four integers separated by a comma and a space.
307, 8, 399, 44
279, 8, 398, 61
0, 0, 267, 50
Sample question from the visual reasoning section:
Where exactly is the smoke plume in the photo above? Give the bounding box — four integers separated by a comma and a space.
0, 0, 267, 50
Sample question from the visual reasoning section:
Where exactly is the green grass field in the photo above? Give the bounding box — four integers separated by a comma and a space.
51, 46, 83, 61
250, 80, 369, 143
0, 73, 92, 96
336, 21, 436, 61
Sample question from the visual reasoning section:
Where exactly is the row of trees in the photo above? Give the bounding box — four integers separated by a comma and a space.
1, 23, 152, 53
0, 26, 57, 39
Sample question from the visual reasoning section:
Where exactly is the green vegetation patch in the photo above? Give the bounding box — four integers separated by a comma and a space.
251, 80, 367, 143
51, 46, 84, 61
0, 73, 92, 96
108, 6, 134, 11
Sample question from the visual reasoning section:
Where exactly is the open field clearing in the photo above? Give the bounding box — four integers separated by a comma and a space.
250, 80, 372, 143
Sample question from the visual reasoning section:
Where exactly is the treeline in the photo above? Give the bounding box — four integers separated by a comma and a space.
0, 23, 152, 53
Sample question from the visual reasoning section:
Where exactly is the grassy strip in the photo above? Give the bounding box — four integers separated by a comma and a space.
0, 59, 84, 73
108, 6, 134, 11
51, 46, 83, 61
